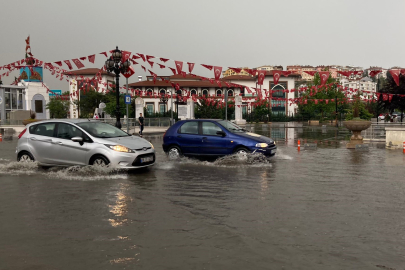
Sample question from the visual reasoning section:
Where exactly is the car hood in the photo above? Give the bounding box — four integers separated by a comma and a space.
103, 136, 152, 149
235, 132, 275, 144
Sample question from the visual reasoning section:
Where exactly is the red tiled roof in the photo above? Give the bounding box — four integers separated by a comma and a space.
128, 80, 235, 88
63, 68, 114, 77
169, 74, 202, 80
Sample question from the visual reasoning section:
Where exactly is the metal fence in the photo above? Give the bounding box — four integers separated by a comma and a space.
362, 122, 405, 141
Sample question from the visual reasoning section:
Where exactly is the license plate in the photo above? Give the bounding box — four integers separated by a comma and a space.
140, 156, 153, 163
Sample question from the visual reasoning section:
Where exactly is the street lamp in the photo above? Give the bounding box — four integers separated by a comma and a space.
105, 46, 131, 128
160, 92, 168, 117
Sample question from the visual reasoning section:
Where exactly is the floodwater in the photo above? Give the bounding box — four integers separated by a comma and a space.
0, 126, 405, 270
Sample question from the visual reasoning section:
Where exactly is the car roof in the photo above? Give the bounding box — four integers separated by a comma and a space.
26, 119, 100, 127
178, 119, 223, 122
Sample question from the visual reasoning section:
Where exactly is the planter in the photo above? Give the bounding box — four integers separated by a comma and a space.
343, 120, 372, 149
22, 119, 41, 126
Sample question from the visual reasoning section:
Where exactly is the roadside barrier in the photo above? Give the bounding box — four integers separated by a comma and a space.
403, 142, 405, 154
0, 134, 2, 142
298, 140, 301, 151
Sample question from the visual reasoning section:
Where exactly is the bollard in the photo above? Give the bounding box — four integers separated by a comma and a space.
0, 134, 2, 142
298, 140, 301, 151
403, 142, 405, 154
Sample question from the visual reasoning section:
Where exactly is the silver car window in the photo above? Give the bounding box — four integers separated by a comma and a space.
77, 122, 129, 138
31, 123, 56, 137
56, 123, 82, 140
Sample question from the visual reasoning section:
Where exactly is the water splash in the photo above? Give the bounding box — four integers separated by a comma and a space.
0, 161, 39, 175
46, 165, 128, 181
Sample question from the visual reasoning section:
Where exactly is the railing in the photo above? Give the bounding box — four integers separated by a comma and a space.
363, 122, 405, 141
99, 117, 171, 127
0, 119, 25, 126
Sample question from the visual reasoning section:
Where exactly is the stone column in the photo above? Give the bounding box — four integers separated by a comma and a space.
187, 99, 195, 119
135, 97, 144, 119
234, 95, 246, 125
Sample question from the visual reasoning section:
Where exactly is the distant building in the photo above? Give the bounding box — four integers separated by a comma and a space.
222, 65, 282, 77
340, 77, 376, 99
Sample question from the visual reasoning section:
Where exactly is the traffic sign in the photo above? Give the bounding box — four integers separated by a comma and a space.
122, 66, 135, 78
124, 95, 131, 104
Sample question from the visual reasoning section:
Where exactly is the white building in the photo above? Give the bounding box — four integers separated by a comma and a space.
340, 77, 377, 99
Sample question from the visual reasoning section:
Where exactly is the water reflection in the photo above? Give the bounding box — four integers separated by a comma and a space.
108, 183, 130, 227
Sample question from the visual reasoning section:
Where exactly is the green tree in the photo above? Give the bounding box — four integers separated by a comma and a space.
298, 73, 347, 121
74, 88, 105, 118
46, 92, 71, 118
195, 97, 224, 119
378, 71, 405, 114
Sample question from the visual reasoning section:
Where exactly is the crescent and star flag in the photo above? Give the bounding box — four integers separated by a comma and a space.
121, 51, 131, 63
187, 62, 195, 73
389, 69, 400, 86
303, 71, 317, 76
272, 70, 283, 85
72, 59, 85, 69
257, 70, 266, 85
229, 67, 242, 74
282, 71, 293, 76
201, 64, 213, 71
214, 66, 222, 80
175, 61, 183, 74
319, 71, 330, 85
64, 60, 73, 70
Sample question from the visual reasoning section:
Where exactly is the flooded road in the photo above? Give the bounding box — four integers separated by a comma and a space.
1, 126, 405, 270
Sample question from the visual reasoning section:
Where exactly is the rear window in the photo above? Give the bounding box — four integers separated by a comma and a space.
179, 121, 199, 134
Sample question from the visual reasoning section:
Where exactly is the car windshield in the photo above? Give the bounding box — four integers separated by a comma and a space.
217, 120, 246, 133
77, 122, 130, 138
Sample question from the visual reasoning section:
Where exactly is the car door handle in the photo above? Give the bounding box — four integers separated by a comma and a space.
52, 141, 63, 145
30, 137, 37, 141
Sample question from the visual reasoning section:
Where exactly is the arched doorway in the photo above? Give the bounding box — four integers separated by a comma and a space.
32, 94, 47, 119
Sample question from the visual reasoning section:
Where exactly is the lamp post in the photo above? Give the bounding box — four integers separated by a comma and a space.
105, 46, 131, 129
160, 92, 168, 117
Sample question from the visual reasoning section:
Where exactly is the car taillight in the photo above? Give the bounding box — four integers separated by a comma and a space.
18, 128, 27, 139
163, 130, 167, 137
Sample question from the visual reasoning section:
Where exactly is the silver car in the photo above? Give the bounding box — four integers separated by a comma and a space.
16, 119, 155, 169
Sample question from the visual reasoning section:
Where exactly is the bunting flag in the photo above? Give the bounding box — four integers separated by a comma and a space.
169, 67, 177, 75
175, 61, 183, 74
389, 69, 400, 86
86, 54, 95, 63
141, 65, 146, 72
72, 58, 85, 69
64, 60, 73, 70
55, 61, 62, 66
147, 60, 154, 68
369, 70, 382, 77
121, 51, 131, 62
158, 63, 166, 69
146, 55, 155, 61
319, 71, 329, 85
229, 67, 242, 74
201, 64, 213, 70
132, 55, 141, 60
303, 70, 317, 76
100, 52, 108, 57
137, 53, 146, 62
257, 70, 266, 85
282, 71, 293, 76
79, 57, 87, 61
244, 68, 256, 76
272, 70, 283, 85
188, 62, 195, 73
160, 58, 169, 62
214, 66, 222, 80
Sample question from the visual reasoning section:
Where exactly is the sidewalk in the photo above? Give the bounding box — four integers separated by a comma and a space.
125, 126, 168, 136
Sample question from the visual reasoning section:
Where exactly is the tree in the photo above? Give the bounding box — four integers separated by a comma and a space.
378, 71, 405, 114
103, 88, 133, 118
74, 88, 105, 118
46, 92, 71, 118
298, 73, 347, 121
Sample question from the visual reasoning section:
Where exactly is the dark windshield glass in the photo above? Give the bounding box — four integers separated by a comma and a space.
217, 120, 245, 133
77, 122, 129, 138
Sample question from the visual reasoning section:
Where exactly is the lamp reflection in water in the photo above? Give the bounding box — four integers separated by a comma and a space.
108, 183, 129, 227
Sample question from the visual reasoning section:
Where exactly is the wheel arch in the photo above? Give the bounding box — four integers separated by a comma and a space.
89, 154, 110, 165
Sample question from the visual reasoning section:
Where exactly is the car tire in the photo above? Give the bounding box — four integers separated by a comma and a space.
234, 147, 249, 156
167, 146, 182, 160
18, 151, 35, 162
90, 155, 110, 167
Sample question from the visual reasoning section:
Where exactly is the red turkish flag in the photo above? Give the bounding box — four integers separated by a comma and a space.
54, 61, 62, 66
257, 70, 266, 85
187, 62, 195, 73
325, 100, 329, 104
214, 66, 222, 80
169, 67, 177, 75
121, 51, 131, 63
87, 54, 95, 63
181, 71, 187, 78
304, 71, 317, 76
64, 60, 73, 70
244, 69, 256, 76
72, 58, 85, 69
201, 64, 213, 71
272, 70, 283, 85
146, 55, 154, 61
160, 58, 169, 62
79, 57, 87, 61
158, 63, 165, 69
319, 71, 329, 85
314, 99, 318, 104
141, 65, 146, 72
122, 66, 135, 78
389, 69, 400, 86
147, 60, 154, 68
100, 52, 107, 57
137, 53, 146, 62
282, 71, 293, 76
369, 70, 382, 77
175, 61, 183, 74
229, 67, 242, 74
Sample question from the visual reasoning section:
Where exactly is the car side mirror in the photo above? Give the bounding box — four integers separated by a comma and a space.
216, 131, 226, 137
71, 136, 83, 143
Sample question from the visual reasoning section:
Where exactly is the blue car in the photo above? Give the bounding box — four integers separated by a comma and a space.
162, 119, 277, 159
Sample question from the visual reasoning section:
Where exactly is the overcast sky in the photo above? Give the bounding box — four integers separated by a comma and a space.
1, 0, 405, 91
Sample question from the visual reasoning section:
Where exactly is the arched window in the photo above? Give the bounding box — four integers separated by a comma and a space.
146, 89, 153, 96
160, 89, 166, 96
190, 89, 197, 96
227, 90, 233, 97
216, 89, 222, 97
202, 89, 208, 97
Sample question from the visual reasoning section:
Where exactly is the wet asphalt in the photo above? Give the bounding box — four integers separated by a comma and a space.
0, 126, 405, 270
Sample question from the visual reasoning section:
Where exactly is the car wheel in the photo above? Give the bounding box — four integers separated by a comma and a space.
234, 147, 249, 156
18, 152, 35, 162
167, 146, 182, 160
90, 155, 110, 167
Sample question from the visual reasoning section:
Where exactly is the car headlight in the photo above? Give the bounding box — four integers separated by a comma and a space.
150, 142, 154, 149
255, 143, 268, 148
106, 144, 134, 153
